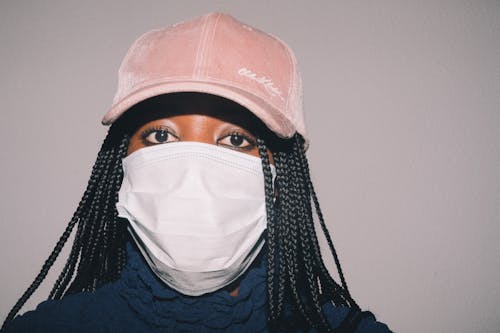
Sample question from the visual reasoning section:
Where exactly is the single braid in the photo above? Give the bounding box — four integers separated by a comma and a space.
257, 138, 279, 325
272, 151, 290, 320
48, 218, 85, 300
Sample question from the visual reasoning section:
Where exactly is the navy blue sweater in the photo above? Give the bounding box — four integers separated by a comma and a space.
4, 243, 392, 332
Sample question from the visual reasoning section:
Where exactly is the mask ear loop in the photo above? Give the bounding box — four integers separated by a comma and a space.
270, 164, 277, 203
255, 136, 278, 203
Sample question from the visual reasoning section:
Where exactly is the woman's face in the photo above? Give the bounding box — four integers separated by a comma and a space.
126, 93, 274, 163
124, 93, 274, 298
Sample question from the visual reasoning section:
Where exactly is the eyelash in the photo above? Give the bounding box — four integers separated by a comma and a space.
140, 126, 175, 146
139, 127, 256, 150
218, 131, 256, 151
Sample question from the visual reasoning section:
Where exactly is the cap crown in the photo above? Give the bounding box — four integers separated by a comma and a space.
103, 13, 306, 141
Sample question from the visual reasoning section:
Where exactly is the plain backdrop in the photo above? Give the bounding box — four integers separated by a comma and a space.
1, 1, 499, 332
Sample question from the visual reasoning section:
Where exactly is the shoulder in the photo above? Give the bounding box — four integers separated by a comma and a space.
3, 283, 142, 333
321, 303, 393, 333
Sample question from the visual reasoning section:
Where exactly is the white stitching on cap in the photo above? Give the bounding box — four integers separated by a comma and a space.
237, 67, 284, 101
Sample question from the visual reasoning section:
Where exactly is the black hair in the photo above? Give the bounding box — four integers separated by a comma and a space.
2, 108, 361, 333
2, 124, 131, 330
257, 135, 361, 332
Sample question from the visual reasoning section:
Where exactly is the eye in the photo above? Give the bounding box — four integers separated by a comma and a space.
141, 127, 178, 145
218, 132, 255, 150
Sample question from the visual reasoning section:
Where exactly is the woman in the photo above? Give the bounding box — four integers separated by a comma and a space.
2, 13, 391, 332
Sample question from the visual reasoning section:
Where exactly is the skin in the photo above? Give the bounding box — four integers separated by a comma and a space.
126, 93, 274, 163
125, 93, 275, 297
128, 113, 262, 157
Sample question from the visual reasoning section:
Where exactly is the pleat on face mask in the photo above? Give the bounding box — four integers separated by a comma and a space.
116, 141, 276, 296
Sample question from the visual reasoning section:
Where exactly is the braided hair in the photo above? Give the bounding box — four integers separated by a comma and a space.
2, 113, 360, 332
258, 134, 360, 333
2, 124, 131, 329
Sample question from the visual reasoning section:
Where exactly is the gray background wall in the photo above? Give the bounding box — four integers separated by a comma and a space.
1, 1, 499, 332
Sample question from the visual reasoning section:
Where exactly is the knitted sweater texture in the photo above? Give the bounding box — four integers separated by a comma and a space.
4, 243, 391, 333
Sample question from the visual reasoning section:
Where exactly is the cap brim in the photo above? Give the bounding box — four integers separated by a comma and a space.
102, 80, 296, 140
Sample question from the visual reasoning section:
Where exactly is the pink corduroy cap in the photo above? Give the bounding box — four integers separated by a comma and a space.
102, 12, 307, 142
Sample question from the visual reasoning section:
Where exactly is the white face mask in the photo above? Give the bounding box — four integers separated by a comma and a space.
116, 141, 275, 296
